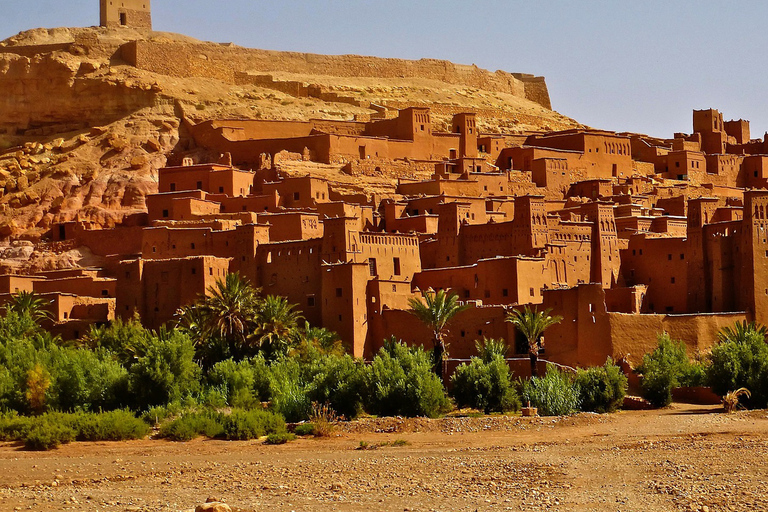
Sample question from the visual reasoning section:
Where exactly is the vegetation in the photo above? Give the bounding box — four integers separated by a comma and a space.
408, 289, 468, 380
505, 306, 562, 378
364, 340, 451, 418
637, 333, 703, 407
574, 358, 627, 413
451, 339, 519, 413
707, 321, 768, 408
520, 365, 580, 416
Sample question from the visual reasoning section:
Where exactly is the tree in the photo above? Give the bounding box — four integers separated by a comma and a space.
251, 295, 303, 360
407, 289, 469, 381
5, 291, 52, 324
505, 306, 562, 378
196, 273, 261, 361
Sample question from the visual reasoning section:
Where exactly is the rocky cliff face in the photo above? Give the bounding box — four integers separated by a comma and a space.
0, 26, 581, 266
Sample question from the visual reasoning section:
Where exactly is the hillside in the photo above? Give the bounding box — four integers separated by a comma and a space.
0, 26, 582, 263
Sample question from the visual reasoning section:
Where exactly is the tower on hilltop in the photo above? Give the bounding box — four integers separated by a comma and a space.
100, 0, 152, 29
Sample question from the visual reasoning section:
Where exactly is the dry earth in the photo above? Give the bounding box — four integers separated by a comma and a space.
0, 403, 766, 512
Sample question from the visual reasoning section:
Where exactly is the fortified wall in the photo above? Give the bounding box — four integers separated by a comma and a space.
120, 40, 552, 109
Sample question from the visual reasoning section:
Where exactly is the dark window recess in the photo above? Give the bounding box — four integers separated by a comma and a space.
393, 257, 401, 276
196, 181, 203, 189
101, 290, 109, 297
162, 209, 169, 218
293, 192, 300, 201
502, 288, 509, 297
191, 268, 196, 275
219, 186, 224, 193
307, 296, 316, 307
369, 258, 378, 276
170, 183, 176, 191
336, 288, 343, 297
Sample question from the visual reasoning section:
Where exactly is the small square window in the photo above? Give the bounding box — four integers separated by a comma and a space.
671, 277, 675, 284
502, 288, 508, 297
307, 296, 316, 307
336, 288, 342, 297
530, 287, 535, 296
162, 209, 169, 218
191, 267, 196, 275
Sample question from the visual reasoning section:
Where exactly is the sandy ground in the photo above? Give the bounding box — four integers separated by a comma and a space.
0, 403, 766, 512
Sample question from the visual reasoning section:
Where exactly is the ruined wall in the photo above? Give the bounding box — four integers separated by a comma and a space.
122, 40, 551, 108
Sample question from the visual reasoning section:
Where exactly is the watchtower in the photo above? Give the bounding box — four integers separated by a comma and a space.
100, 0, 152, 29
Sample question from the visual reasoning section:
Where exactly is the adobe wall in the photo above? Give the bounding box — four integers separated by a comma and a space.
608, 311, 746, 366
121, 41, 552, 108
100, 0, 151, 29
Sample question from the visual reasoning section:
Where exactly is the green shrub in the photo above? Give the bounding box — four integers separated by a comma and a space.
637, 333, 698, 407
128, 331, 201, 409
159, 410, 224, 441
708, 326, 768, 408
208, 358, 259, 407
73, 410, 149, 441
451, 354, 519, 413
294, 423, 315, 436
24, 421, 75, 451
222, 409, 286, 440
0, 412, 31, 441
264, 432, 296, 444
574, 358, 628, 413
305, 354, 366, 419
46, 347, 128, 412
268, 358, 311, 422
521, 365, 580, 416
364, 342, 450, 418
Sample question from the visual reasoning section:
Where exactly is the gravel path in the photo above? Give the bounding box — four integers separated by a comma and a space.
1, 404, 766, 512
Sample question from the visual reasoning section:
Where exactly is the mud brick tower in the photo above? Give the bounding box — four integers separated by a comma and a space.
100, 0, 152, 29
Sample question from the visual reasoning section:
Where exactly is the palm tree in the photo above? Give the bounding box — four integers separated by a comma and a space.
198, 273, 261, 360
408, 289, 469, 381
251, 295, 303, 360
505, 306, 562, 378
291, 321, 345, 358
5, 290, 52, 324
717, 320, 767, 344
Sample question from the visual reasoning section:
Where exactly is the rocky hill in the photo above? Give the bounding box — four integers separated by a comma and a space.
0, 26, 583, 261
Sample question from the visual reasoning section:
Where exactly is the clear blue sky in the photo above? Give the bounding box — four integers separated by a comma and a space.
3, 1, 767, 139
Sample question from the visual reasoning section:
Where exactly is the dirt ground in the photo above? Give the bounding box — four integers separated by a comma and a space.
0, 403, 766, 512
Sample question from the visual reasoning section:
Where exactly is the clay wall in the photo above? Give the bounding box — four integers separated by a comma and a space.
124, 41, 551, 108
158, 165, 255, 196
357, 232, 421, 281
217, 193, 280, 214
321, 262, 369, 357
371, 305, 511, 360
620, 235, 689, 313
100, 0, 151, 29
256, 239, 324, 327
608, 311, 746, 366
411, 256, 548, 306
68, 225, 145, 257
724, 119, 750, 144
0, 275, 42, 294
33, 277, 116, 299
705, 154, 743, 188
258, 212, 323, 242
742, 156, 768, 188
261, 177, 330, 208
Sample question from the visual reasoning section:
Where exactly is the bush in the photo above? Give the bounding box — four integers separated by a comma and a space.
305, 354, 366, 419
0, 412, 31, 441
574, 358, 628, 413
73, 410, 149, 441
451, 354, 519, 413
294, 423, 315, 436
708, 327, 768, 408
24, 421, 75, 451
637, 333, 698, 407
264, 432, 296, 444
159, 410, 224, 441
521, 365, 580, 416
268, 358, 311, 422
207, 357, 270, 408
222, 409, 286, 440
128, 331, 201, 409
46, 347, 128, 412
364, 342, 450, 418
